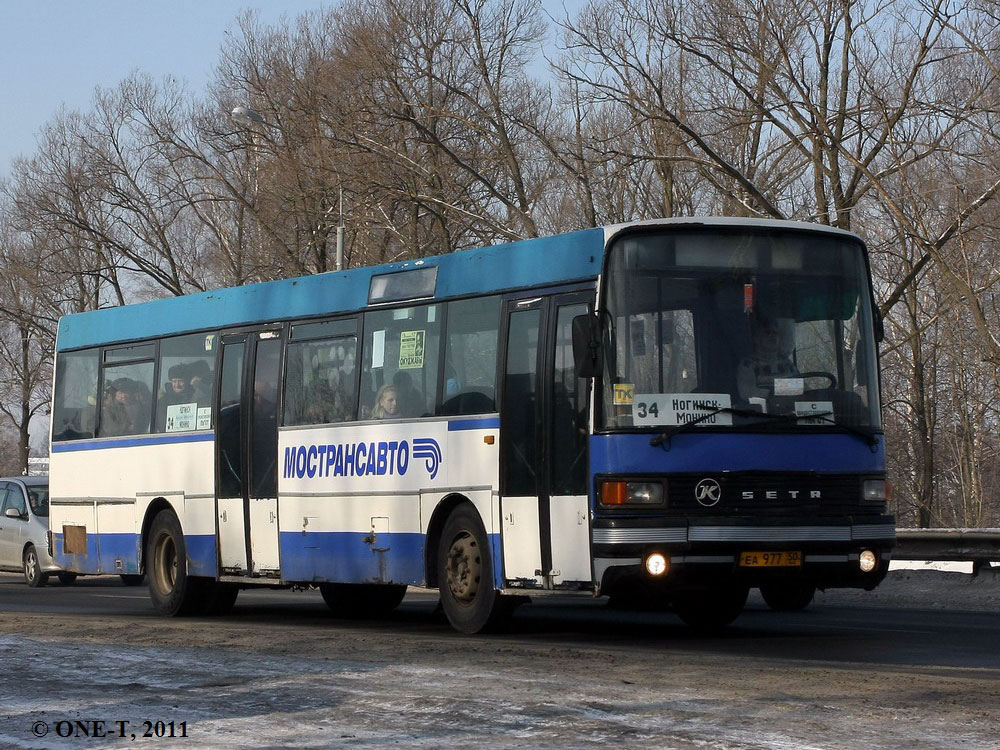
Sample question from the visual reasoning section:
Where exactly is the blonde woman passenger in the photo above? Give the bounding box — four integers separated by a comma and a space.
370, 384, 401, 419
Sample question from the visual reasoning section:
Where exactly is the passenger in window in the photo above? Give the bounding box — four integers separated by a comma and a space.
737, 316, 797, 400
101, 382, 130, 436
444, 364, 461, 398
370, 384, 400, 419
392, 370, 424, 417
158, 364, 195, 427
162, 364, 194, 404
123, 379, 151, 433
303, 365, 348, 424
188, 360, 213, 406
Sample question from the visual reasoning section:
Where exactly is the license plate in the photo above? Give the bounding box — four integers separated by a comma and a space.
739, 551, 802, 567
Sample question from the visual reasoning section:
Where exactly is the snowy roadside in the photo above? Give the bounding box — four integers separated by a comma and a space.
799, 563, 1000, 612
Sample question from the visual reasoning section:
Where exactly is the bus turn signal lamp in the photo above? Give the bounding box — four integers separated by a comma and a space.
600, 480, 664, 506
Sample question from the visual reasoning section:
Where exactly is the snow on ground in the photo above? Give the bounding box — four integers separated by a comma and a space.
0, 567, 996, 749
808, 565, 1000, 611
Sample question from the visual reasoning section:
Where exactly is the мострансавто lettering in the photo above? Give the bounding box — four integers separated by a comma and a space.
284, 441, 410, 479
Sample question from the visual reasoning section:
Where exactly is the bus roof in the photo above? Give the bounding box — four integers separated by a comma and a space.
56, 227, 606, 351
55, 218, 862, 352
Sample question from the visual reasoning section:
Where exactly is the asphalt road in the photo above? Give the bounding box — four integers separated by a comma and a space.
1, 572, 998, 669
1, 572, 998, 748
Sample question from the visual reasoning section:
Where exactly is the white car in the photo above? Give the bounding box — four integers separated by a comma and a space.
0, 476, 75, 587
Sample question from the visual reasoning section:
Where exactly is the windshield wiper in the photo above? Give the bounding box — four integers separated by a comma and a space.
802, 413, 880, 449
649, 402, 879, 451
735, 410, 880, 450
649, 403, 775, 446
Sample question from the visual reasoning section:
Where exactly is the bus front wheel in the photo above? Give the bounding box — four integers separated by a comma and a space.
437, 503, 507, 634
672, 585, 748, 630
147, 510, 200, 616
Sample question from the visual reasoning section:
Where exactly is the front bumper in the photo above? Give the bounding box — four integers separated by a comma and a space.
593, 515, 895, 593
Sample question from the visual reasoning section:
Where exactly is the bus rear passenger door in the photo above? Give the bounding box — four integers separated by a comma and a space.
247, 332, 282, 576
216, 336, 248, 574
215, 330, 283, 577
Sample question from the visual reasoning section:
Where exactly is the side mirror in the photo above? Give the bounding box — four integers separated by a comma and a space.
4, 507, 24, 520
873, 304, 885, 343
572, 313, 601, 378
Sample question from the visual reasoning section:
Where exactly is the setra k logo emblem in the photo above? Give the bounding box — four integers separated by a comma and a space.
694, 478, 722, 507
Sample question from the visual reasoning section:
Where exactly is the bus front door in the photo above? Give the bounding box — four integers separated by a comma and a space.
215, 330, 283, 577
501, 293, 591, 589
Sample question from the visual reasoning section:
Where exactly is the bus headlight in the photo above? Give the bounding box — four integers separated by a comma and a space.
859, 549, 877, 573
645, 552, 669, 577
600, 480, 664, 506
862, 480, 887, 503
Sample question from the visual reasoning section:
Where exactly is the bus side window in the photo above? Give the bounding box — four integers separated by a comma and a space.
99, 362, 155, 437
155, 332, 218, 433
436, 296, 500, 416
52, 349, 100, 441
283, 336, 358, 426
362, 304, 441, 419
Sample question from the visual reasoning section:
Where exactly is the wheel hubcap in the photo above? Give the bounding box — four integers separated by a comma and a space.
153, 532, 177, 595
445, 531, 481, 604
25, 552, 37, 580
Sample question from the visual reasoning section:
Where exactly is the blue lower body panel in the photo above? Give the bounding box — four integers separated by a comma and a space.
53, 533, 141, 575
56, 529, 503, 588
279, 531, 426, 585
54, 532, 216, 577
279, 531, 503, 588
185, 534, 218, 577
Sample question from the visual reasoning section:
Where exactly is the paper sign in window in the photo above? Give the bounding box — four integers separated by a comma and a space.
398, 330, 425, 369
165, 403, 198, 432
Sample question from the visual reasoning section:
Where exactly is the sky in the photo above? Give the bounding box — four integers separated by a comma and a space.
0, 1, 331, 177
0, 1, 583, 180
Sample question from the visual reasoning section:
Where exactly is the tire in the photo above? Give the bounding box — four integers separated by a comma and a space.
146, 509, 203, 616
320, 583, 407, 616
23, 545, 49, 588
437, 503, 507, 634
58, 572, 78, 586
672, 585, 749, 630
760, 583, 816, 611
120, 574, 145, 586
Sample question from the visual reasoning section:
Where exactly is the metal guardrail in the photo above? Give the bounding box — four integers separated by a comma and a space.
893, 528, 1000, 574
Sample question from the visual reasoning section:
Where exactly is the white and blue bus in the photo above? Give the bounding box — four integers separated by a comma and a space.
48, 218, 894, 632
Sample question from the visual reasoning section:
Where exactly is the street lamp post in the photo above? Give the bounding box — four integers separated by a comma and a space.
230, 105, 346, 271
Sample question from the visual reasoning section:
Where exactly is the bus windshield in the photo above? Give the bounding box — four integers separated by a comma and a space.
600, 228, 881, 432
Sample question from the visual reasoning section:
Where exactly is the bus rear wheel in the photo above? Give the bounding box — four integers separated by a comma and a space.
146, 510, 202, 616
320, 583, 407, 616
760, 583, 816, 611
672, 585, 748, 630
437, 503, 508, 634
